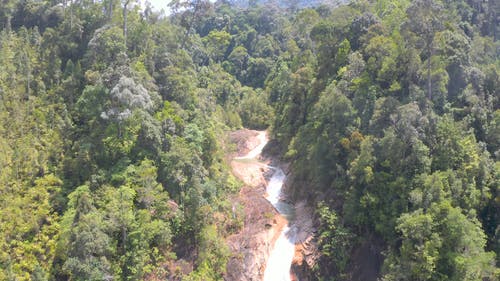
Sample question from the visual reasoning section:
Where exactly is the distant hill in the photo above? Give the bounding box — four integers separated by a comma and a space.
227, 0, 350, 9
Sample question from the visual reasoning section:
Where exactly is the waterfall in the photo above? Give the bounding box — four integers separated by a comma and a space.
234, 130, 297, 281
263, 168, 296, 281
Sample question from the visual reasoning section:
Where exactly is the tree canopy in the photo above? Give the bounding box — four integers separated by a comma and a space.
0, 0, 498, 280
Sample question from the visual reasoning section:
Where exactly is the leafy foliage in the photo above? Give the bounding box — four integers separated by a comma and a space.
0, 0, 498, 280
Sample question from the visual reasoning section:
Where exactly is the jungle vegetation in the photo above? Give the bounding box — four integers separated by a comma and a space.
0, 0, 498, 280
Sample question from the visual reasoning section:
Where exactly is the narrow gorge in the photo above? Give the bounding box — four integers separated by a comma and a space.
226, 130, 316, 281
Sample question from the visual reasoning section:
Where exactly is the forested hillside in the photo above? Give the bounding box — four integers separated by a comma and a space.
0, 0, 498, 280
271, 0, 499, 280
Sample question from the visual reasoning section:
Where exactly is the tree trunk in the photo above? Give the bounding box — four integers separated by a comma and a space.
70, 0, 74, 29
26, 55, 30, 98
108, 0, 113, 20
119, 190, 127, 252
6, 15, 11, 32
122, 226, 127, 252
181, 0, 200, 49
427, 41, 432, 101
123, 1, 129, 47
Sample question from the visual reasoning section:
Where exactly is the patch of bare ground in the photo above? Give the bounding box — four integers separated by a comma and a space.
229, 129, 262, 158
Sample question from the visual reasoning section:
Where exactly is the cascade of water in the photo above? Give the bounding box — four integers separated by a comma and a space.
234, 130, 296, 281
263, 168, 296, 281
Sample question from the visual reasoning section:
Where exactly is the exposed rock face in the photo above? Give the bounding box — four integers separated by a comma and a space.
225, 196, 287, 280
291, 201, 319, 281
225, 129, 287, 281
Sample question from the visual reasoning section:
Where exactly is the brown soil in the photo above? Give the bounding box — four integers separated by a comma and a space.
224, 129, 288, 281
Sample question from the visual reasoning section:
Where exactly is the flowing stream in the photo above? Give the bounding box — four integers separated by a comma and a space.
234, 131, 297, 281
263, 168, 296, 281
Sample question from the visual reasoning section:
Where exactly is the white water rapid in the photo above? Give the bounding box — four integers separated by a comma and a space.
263, 168, 296, 281
234, 130, 296, 281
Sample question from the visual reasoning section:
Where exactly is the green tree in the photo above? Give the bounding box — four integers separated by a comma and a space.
63, 187, 113, 281
383, 201, 498, 281
404, 0, 444, 101
203, 30, 231, 62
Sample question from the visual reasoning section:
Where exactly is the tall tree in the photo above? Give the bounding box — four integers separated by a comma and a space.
405, 0, 444, 101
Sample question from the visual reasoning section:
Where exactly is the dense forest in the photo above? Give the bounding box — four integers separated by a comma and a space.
0, 0, 498, 280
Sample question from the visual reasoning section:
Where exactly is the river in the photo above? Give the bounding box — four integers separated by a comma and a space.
263, 168, 296, 281
234, 131, 297, 281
